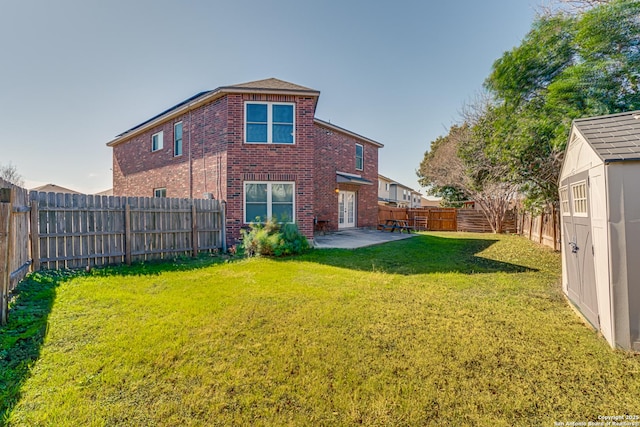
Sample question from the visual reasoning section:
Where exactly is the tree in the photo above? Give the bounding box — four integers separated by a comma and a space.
482, 0, 640, 206
0, 162, 24, 187
418, 120, 518, 234
539, 0, 615, 15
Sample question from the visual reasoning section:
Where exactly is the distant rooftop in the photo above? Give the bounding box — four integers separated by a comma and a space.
31, 183, 81, 194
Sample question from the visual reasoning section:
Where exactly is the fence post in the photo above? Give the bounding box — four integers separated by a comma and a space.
221, 200, 227, 253
552, 205, 559, 251
30, 199, 40, 272
1, 188, 14, 325
124, 203, 131, 265
191, 202, 198, 258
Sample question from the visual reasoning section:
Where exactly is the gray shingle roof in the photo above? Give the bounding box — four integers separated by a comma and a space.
574, 110, 640, 162
221, 78, 318, 94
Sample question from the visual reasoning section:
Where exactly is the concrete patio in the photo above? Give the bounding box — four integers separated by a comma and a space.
313, 228, 417, 249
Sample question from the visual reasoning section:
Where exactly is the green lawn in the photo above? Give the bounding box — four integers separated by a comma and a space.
2, 232, 640, 426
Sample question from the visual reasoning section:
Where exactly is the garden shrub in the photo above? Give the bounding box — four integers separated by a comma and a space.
241, 218, 310, 257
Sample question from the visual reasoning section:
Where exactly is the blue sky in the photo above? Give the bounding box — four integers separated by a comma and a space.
0, 0, 537, 194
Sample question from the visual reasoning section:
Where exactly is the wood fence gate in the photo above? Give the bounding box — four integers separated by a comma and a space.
378, 206, 458, 231
424, 208, 457, 231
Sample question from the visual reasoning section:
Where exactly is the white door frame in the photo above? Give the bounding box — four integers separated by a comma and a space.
338, 191, 356, 229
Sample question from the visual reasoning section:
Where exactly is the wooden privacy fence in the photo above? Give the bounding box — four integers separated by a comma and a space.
457, 209, 517, 233
0, 183, 226, 325
31, 192, 226, 270
377, 206, 518, 233
377, 206, 457, 231
1, 179, 31, 324
517, 206, 560, 251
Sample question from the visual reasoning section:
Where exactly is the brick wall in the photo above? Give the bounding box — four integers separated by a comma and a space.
111, 89, 380, 246
112, 92, 320, 245
224, 94, 318, 243
112, 97, 228, 200
314, 122, 379, 231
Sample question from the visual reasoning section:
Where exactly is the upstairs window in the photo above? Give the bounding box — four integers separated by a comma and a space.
151, 131, 163, 152
245, 102, 295, 144
355, 144, 364, 170
174, 122, 183, 156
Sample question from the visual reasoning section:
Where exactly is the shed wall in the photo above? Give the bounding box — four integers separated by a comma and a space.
607, 162, 640, 350
560, 132, 602, 181
589, 164, 613, 345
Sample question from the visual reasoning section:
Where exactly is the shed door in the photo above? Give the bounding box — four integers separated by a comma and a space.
561, 171, 599, 328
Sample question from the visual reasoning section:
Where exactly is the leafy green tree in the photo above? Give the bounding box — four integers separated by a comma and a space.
482, 0, 640, 206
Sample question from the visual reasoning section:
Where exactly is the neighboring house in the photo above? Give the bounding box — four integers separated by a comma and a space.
420, 196, 441, 208
95, 188, 114, 196
31, 184, 81, 194
377, 174, 422, 208
107, 78, 383, 245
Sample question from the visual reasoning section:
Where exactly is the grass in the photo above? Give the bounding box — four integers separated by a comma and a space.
2, 232, 640, 426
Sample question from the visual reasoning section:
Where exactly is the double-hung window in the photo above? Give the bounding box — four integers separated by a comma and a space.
355, 143, 364, 170
151, 131, 163, 152
244, 182, 295, 223
245, 102, 295, 144
174, 122, 183, 156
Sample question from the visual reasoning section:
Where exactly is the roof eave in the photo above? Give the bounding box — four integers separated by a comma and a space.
218, 86, 320, 97
106, 89, 225, 147
106, 86, 321, 147
314, 118, 384, 148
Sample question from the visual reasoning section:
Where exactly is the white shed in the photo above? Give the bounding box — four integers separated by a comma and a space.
559, 110, 640, 351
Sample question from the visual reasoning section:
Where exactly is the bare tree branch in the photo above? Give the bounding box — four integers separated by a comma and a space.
0, 162, 24, 187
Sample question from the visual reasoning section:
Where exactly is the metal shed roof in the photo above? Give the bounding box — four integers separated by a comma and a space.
574, 110, 640, 163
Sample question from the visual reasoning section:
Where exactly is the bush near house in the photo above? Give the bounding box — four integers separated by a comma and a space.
241, 218, 310, 257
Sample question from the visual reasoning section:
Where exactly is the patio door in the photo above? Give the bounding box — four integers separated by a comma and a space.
338, 191, 356, 229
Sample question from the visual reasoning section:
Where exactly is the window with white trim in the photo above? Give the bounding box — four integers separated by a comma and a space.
174, 122, 183, 156
151, 131, 163, 152
245, 102, 295, 144
571, 181, 588, 216
355, 143, 363, 170
154, 188, 166, 198
244, 182, 295, 223
559, 186, 570, 216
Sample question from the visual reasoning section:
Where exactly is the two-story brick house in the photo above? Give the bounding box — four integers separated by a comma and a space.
107, 78, 383, 245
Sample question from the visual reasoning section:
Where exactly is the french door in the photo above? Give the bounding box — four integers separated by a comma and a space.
338, 191, 356, 229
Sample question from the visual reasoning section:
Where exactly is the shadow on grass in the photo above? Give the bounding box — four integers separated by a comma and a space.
0, 273, 61, 425
295, 233, 537, 275
85, 252, 244, 278
0, 253, 239, 425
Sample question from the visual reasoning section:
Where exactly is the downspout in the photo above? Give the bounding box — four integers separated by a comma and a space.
203, 105, 207, 194
188, 110, 192, 199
